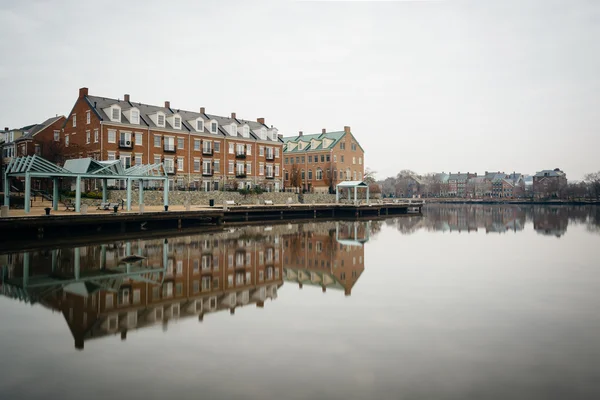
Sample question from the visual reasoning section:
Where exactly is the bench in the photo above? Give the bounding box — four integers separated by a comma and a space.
63, 200, 75, 211
225, 200, 236, 206
264, 200, 273, 205
97, 202, 121, 211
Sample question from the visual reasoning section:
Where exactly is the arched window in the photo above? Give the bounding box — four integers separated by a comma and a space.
316, 168, 323, 180
308, 169, 313, 180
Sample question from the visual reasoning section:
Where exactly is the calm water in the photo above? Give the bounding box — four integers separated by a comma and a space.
1, 205, 599, 400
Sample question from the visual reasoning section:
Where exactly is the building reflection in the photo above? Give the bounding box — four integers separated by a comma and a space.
0, 220, 371, 350
386, 204, 599, 236
282, 221, 367, 296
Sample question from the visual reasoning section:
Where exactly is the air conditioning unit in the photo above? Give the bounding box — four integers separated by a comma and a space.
126, 141, 131, 146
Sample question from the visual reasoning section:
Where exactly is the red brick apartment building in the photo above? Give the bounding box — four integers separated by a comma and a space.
59, 87, 284, 191
282, 127, 365, 193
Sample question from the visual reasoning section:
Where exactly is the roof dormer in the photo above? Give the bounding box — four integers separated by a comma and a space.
167, 113, 182, 130
259, 127, 267, 140
149, 111, 166, 128
297, 140, 308, 150
229, 123, 237, 136
103, 105, 121, 122
124, 107, 140, 125
322, 138, 333, 148
268, 127, 278, 141
287, 142, 297, 151
242, 124, 250, 138
209, 120, 218, 134
190, 117, 204, 132
311, 139, 322, 149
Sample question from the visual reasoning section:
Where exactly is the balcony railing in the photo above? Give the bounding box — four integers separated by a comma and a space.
119, 138, 133, 148
266, 175, 275, 180
164, 166, 176, 174
202, 148, 213, 156
202, 169, 213, 176
164, 144, 176, 152
236, 173, 247, 178
265, 153, 275, 161
235, 152, 246, 159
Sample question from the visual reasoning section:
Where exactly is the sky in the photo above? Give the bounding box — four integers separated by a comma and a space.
0, 0, 598, 181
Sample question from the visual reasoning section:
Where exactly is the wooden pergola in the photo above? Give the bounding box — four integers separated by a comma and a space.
4, 155, 169, 213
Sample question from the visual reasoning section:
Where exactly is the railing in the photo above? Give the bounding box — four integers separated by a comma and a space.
202, 169, 213, 176
119, 139, 133, 148
266, 175, 274, 180
235, 152, 246, 159
202, 148, 213, 156
236, 173, 247, 178
164, 166, 176, 174
265, 153, 274, 161
164, 144, 176, 152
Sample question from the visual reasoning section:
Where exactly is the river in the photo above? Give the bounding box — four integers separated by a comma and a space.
1, 204, 599, 400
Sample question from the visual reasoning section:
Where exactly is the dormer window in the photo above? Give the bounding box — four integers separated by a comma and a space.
174, 116, 181, 129
230, 123, 237, 136
130, 109, 139, 124
196, 119, 204, 131
111, 107, 121, 122
211, 121, 218, 133
243, 125, 250, 137
157, 113, 165, 127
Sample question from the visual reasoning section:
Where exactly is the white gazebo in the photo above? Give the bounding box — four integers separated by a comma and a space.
335, 180, 369, 204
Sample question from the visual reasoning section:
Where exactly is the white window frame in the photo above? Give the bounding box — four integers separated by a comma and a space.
157, 112, 165, 127
246, 144, 252, 155
177, 137, 185, 150
214, 160, 220, 173
65, 134, 69, 147
86, 130, 90, 144
196, 119, 204, 131
111, 107, 120, 122
72, 114, 76, 127
228, 143, 234, 154
214, 141, 220, 152
177, 157, 184, 172
246, 162, 251, 175
174, 116, 181, 129
135, 154, 142, 166
259, 163, 264, 176
94, 129, 99, 143
86, 110, 90, 124
53, 130, 60, 141
211, 121, 218, 133
193, 158, 200, 172
154, 135, 161, 148
108, 129, 116, 144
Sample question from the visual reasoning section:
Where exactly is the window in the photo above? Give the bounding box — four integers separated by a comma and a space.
94, 129, 99, 143
65, 134, 69, 147
340, 142, 346, 150
308, 169, 313, 180
341, 155, 344, 163
275, 165, 280, 176
177, 157, 184, 172
211, 122, 218, 133
203, 140, 212, 153
194, 158, 200, 172
108, 151, 116, 161
157, 113, 165, 127
214, 142, 220, 152
107, 129, 116, 143
111, 108, 120, 121
135, 154, 142, 165
229, 143, 234, 154
154, 155, 161, 164
243, 125, 249, 137
54, 130, 60, 141
237, 162, 245, 175
105, 294, 113, 308
134, 132, 142, 146
316, 168, 323, 180
196, 119, 203, 131
154, 135, 161, 147
228, 161, 234, 174
173, 117, 181, 129
359, 157, 362, 165
308, 155, 312, 163
34, 144, 41, 155
246, 144, 252, 155
72, 114, 76, 127
346, 168, 351, 180
203, 160, 211, 174
259, 163, 264, 175
326, 155, 330, 162
259, 146, 264, 156
177, 137, 184, 150
321, 155, 324, 162
334, 155, 337, 162
275, 148, 279, 158
86, 110, 90, 124
266, 164, 273, 178
285, 170, 289, 180
236, 144, 245, 155
86, 130, 90, 144
120, 154, 131, 169
246, 162, 251, 175
214, 160, 220, 173
301, 170, 305, 180
193, 139, 201, 151
353, 157, 356, 164
131, 110, 139, 124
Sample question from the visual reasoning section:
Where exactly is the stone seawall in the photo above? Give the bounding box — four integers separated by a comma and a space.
79, 191, 300, 206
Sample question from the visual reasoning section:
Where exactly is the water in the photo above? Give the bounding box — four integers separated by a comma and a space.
1, 205, 599, 400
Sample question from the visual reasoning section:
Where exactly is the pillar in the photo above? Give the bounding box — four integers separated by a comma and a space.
126, 178, 132, 211
354, 186, 358, 205
24, 172, 31, 213
52, 177, 59, 211
335, 186, 339, 203
366, 186, 370, 205
139, 180, 144, 209
75, 176, 82, 212
163, 239, 168, 272
74, 247, 80, 280
102, 179, 108, 202
4, 172, 10, 209
163, 178, 169, 209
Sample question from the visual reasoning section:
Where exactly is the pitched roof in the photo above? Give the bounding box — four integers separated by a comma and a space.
15, 116, 64, 141
282, 130, 350, 153
534, 169, 565, 177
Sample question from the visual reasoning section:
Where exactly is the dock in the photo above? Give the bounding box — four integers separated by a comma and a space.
0, 202, 422, 245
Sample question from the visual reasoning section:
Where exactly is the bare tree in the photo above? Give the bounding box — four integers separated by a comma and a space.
585, 172, 600, 200
289, 164, 302, 190
363, 168, 377, 184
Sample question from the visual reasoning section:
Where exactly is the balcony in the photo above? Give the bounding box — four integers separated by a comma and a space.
202, 169, 213, 177
265, 175, 275, 180
202, 148, 213, 156
119, 138, 133, 149
164, 166, 176, 175
164, 144, 176, 152
236, 173, 247, 178
235, 152, 246, 159
265, 153, 275, 161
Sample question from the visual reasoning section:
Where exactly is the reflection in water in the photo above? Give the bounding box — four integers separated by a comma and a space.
387, 204, 600, 237
0, 221, 367, 350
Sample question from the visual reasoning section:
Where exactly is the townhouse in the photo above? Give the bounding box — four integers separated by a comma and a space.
447, 172, 476, 197
282, 127, 364, 193
59, 87, 284, 191
533, 169, 567, 199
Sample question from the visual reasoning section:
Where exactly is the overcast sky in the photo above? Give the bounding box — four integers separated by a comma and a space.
0, 0, 598, 180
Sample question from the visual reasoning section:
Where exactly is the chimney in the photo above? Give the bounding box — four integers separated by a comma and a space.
79, 87, 88, 98
344, 126, 351, 134
200, 107, 205, 114
124, 94, 130, 102
257, 117, 265, 124
298, 131, 303, 136
164, 101, 170, 109
4, 127, 8, 132
231, 112, 236, 119
322, 128, 326, 134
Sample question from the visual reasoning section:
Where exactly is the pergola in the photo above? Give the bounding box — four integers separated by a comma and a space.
4, 155, 168, 213
335, 180, 370, 204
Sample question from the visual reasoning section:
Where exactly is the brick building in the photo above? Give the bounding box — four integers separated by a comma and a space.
282, 127, 364, 193
533, 169, 567, 199
59, 88, 284, 191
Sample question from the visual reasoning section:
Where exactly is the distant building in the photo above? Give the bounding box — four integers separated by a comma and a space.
533, 169, 567, 198
447, 172, 477, 197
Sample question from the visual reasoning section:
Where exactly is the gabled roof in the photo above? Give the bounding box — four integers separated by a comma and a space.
283, 130, 351, 153
13, 116, 64, 142
336, 180, 367, 188
534, 169, 565, 177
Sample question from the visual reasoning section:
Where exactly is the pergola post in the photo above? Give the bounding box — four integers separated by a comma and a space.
52, 177, 59, 211
335, 185, 339, 203
163, 178, 169, 209
347, 188, 351, 203
24, 172, 31, 213
102, 179, 108, 203
75, 176, 82, 212
3, 172, 9, 209
139, 179, 144, 208
366, 185, 370, 205
163, 239, 168, 271
126, 178, 132, 211
354, 186, 357, 205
